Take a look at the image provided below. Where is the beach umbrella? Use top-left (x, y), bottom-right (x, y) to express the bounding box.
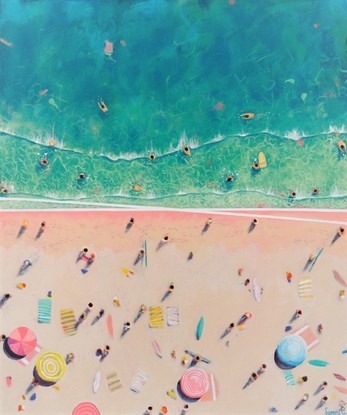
top-left (72, 402), bottom-right (101, 415)
top-left (34, 351), bottom-right (66, 385)
top-left (180, 368), bottom-right (210, 399)
top-left (275, 334), bottom-right (308, 369)
top-left (6, 326), bottom-right (37, 358)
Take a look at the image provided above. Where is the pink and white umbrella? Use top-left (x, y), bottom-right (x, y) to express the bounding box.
top-left (180, 368), bottom-right (209, 399)
top-left (7, 327), bottom-right (37, 357)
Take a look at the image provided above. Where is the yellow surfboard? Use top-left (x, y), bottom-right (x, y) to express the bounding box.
top-left (258, 152), bottom-right (267, 168)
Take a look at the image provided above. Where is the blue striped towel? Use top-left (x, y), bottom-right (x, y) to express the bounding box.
top-left (38, 299), bottom-right (52, 323)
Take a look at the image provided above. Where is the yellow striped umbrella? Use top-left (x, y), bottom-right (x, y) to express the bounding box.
top-left (35, 351), bottom-right (66, 383)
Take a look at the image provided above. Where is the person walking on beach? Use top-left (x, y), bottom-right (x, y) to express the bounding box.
top-left (134, 304), bottom-right (147, 323)
top-left (316, 396), bottom-right (328, 410)
top-left (125, 217), bottom-right (135, 232)
top-left (238, 312), bottom-right (252, 326)
top-left (257, 364), bottom-right (267, 375)
top-left (189, 354), bottom-right (201, 367)
top-left (187, 251), bottom-right (193, 261)
top-left (201, 218), bottom-right (213, 234)
top-left (91, 309), bottom-right (105, 325)
top-left (17, 219), bottom-right (29, 239)
top-left (331, 226), bottom-right (345, 245)
top-left (161, 284), bottom-right (175, 302)
top-left (0, 293), bottom-right (11, 308)
top-left (76, 247), bottom-right (88, 263)
top-left (180, 404), bottom-right (189, 415)
top-left (243, 372), bottom-right (258, 389)
top-left (290, 309), bottom-right (302, 322)
top-left (314, 381), bottom-right (327, 395)
top-left (121, 322), bottom-right (131, 337)
top-left (304, 253), bottom-right (316, 271)
top-left (220, 322), bottom-right (235, 339)
top-left (134, 249), bottom-right (145, 266)
top-left (35, 221), bottom-right (46, 240)
top-left (248, 218), bottom-right (258, 233)
top-left (156, 234), bottom-right (170, 251)
top-left (18, 259), bottom-right (32, 276)
top-left (295, 393), bottom-right (309, 410)
top-left (65, 353), bottom-right (75, 365)
top-left (143, 406), bottom-right (153, 415)
top-left (100, 345), bottom-right (110, 362)
top-left (75, 303), bottom-right (93, 328)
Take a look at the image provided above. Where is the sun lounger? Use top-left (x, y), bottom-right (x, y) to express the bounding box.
top-left (130, 370), bottom-right (149, 393)
top-left (106, 371), bottom-right (122, 392)
top-left (60, 308), bottom-right (77, 336)
top-left (38, 299), bottom-right (52, 323)
top-left (149, 306), bottom-right (164, 328)
top-left (294, 325), bottom-right (319, 351)
top-left (166, 306), bottom-right (179, 327)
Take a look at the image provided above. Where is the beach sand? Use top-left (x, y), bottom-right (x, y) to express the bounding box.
top-left (0, 209), bottom-right (346, 415)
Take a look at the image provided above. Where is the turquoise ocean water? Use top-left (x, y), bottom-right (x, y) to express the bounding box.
top-left (0, 0), bottom-right (346, 209)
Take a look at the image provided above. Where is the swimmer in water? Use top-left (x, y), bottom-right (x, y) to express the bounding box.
top-left (148, 153), bottom-right (156, 161)
top-left (240, 112), bottom-right (256, 120)
top-left (40, 154), bottom-right (49, 166)
top-left (77, 172), bottom-right (87, 180)
top-left (182, 146), bottom-right (191, 156)
top-left (225, 175), bottom-right (234, 182)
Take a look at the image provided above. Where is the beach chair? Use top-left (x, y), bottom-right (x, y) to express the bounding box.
top-left (298, 277), bottom-right (313, 298)
top-left (106, 371), bottom-right (122, 392)
top-left (166, 306), bottom-right (179, 327)
top-left (60, 308), bottom-right (77, 336)
top-left (149, 306), bottom-right (164, 328)
top-left (38, 299), bottom-right (52, 323)
top-left (294, 325), bottom-right (319, 351)
top-left (130, 370), bottom-right (149, 393)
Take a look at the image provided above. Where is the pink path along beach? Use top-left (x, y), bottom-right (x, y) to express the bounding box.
top-left (0, 209), bottom-right (346, 415)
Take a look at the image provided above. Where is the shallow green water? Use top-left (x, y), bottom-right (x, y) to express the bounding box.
top-left (0, 0), bottom-right (346, 208)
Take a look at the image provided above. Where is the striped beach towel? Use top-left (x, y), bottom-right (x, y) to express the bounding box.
top-left (38, 299), bottom-right (52, 323)
top-left (106, 372), bottom-right (122, 392)
top-left (166, 306), bottom-right (179, 327)
top-left (149, 305), bottom-right (164, 328)
top-left (283, 370), bottom-right (296, 386)
top-left (130, 370), bottom-right (149, 393)
top-left (60, 308), bottom-right (77, 336)
top-left (298, 277), bottom-right (313, 298)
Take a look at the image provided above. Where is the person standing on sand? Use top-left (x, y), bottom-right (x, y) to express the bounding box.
top-left (134, 304), bottom-right (147, 323)
top-left (180, 404), bottom-right (189, 414)
top-left (100, 345), bottom-right (110, 362)
top-left (125, 217), bottom-right (135, 232)
top-left (156, 234), bottom-right (170, 250)
top-left (143, 406), bottom-right (153, 415)
top-left (76, 247), bottom-right (88, 262)
top-left (0, 293), bottom-right (12, 308)
top-left (295, 393), bottom-right (309, 410)
top-left (35, 221), bottom-right (46, 240)
top-left (220, 322), bottom-right (235, 339)
top-left (248, 218), bottom-right (258, 233)
top-left (121, 322), bottom-right (131, 337)
top-left (161, 284), bottom-right (175, 302)
top-left (134, 249), bottom-right (145, 266)
top-left (201, 218), bottom-right (213, 234)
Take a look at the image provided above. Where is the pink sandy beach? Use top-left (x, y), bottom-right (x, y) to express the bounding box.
top-left (0, 209), bottom-right (346, 415)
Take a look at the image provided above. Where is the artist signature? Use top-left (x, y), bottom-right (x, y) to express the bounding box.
top-left (325, 407), bottom-right (346, 415)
